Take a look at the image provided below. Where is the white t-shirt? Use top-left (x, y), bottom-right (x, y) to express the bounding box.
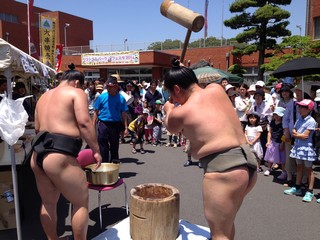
top-left (245, 125), bottom-right (263, 138)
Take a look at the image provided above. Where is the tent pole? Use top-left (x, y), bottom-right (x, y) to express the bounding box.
top-left (5, 68), bottom-right (22, 240)
top-left (10, 147), bottom-right (22, 240)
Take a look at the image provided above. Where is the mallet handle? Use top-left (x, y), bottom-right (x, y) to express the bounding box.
top-left (180, 29), bottom-right (192, 64)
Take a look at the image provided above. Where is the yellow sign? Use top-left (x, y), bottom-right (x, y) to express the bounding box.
top-left (81, 51), bottom-right (140, 66)
top-left (40, 16), bottom-right (56, 67)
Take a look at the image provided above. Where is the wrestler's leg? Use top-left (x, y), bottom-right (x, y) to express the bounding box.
top-left (42, 154), bottom-right (89, 240)
top-left (31, 154), bottom-right (61, 240)
top-left (202, 166), bottom-right (256, 240)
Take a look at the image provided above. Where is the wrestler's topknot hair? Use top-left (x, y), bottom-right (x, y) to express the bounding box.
top-left (171, 57), bottom-right (180, 68)
top-left (60, 63), bottom-right (84, 85)
top-left (164, 57), bottom-right (198, 91)
top-left (68, 63), bottom-right (75, 71)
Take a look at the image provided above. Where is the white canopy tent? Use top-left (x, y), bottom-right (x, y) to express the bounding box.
top-left (0, 38), bottom-right (56, 240)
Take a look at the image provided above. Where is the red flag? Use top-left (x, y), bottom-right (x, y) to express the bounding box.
top-left (204, 0), bottom-right (209, 39)
top-left (55, 44), bottom-right (63, 72)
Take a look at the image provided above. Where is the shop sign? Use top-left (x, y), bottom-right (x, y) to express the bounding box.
top-left (81, 51), bottom-right (139, 66)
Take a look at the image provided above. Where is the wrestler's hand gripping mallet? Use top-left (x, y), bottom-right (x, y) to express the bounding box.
top-left (160, 0), bottom-right (205, 63)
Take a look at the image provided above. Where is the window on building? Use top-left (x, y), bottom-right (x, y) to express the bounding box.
top-left (314, 17), bottom-right (320, 40)
top-left (121, 68), bottom-right (139, 75)
top-left (140, 68), bottom-right (152, 74)
top-left (84, 71), bottom-right (100, 81)
top-left (0, 13), bottom-right (18, 23)
top-left (103, 68), bottom-right (153, 83)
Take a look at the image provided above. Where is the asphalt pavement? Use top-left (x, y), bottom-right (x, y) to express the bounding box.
top-left (1, 135), bottom-right (320, 239)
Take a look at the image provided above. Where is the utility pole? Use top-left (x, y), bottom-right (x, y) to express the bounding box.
top-left (221, 0), bottom-right (224, 46)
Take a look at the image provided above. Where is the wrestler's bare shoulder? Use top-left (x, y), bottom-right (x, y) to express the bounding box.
top-left (205, 83), bottom-right (225, 94)
top-left (39, 86), bottom-right (85, 103)
top-left (35, 86), bottom-right (86, 136)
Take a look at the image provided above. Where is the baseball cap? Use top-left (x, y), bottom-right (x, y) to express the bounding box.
top-left (248, 84), bottom-right (256, 92)
top-left (255, 80), bottom-right (265, 87)
top-left (275, 83), bottom-right (282, 90)
top-left (225, 84), bottom-right (235, 92)
top-left (254, 89), bottom-right (265, 98)
top-left (314, 89), bottom-right (320, 102)
top-left (296, 99), bottom-right (314, 111)
top-left (143, 109), bottom-right (149, 114)
top-left (273, 107), bottom-right (286, 117)
top-left (155, 100), bottom-right (163, 105)
top-left (106, 76), bottom-right (118, 86)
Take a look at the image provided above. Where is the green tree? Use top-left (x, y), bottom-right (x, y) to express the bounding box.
top-left (228, 64), bottom-right (247, 76)
top-left (262, 35), bottom-right (320, 83)
top-left (224, 0), bottom-right (292, 80)
top-left (147, 39), bottom-right (182, 50)
top-left (147, 36), bottom-right (240, 50)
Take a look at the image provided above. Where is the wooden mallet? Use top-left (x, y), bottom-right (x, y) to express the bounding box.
top-left (160, 0), bottom-right (205, 63)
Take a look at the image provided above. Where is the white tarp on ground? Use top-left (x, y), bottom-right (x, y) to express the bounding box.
top-left (92, 217), bottom-right (211, 240)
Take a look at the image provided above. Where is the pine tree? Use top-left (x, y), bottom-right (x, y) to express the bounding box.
top-left (224, 0), bottom-right (292, 80)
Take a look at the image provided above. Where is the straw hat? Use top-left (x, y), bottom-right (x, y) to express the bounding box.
top-left (96, 84), bottom-right (104, 90)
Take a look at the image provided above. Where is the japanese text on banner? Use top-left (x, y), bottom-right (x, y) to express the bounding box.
top-left (81, 51), bottom-right (140, 66)
top-left (41, 16), bottom-right (56, 68)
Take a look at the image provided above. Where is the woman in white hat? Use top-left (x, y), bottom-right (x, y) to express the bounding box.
top-left (235, 83), bottom-right (251, 131)
top-left (312, 88), bottom-right (320, 112)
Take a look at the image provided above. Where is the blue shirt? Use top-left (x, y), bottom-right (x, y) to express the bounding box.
top-left (294, 114), bottom-right (317, 147)
top-left (93, 92), bottom-right (128, 121)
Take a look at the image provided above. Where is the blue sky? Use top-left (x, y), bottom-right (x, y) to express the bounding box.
top-left (19, 0), bottom-right (306, 46)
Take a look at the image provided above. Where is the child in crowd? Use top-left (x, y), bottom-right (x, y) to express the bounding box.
top-left (128, 109), bottom-right (149, 154)
top-left (245, 112), bottom-right (264, 172)
top-left (151, 100), bottom-right (163, 146)
top-left (144, 102), bottom-right (153, 144)
top-left (166, 132), bottom-right (178, 147)
top-left (284, 99), bottom-right (317, 203)
top-left (264, 107), bottom-right (286, 177)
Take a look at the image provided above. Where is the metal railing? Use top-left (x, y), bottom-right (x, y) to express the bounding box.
top-left (63, 38), bottom-right (238, 55)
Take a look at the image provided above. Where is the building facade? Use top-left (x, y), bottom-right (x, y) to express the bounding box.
top-left (1, 0), bottom-right (317, 83)
top-left (0, 0), bottom-right (93, 56)
top-left (306, 0), bottom-right (320, 40)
